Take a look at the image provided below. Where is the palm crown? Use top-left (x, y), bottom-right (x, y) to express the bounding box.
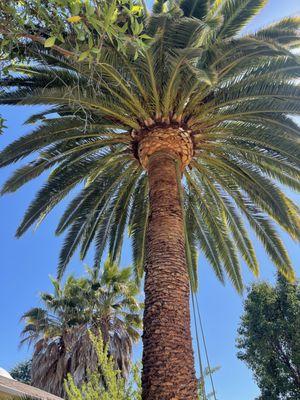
top-left (0, 0), bottom-right (299, 292)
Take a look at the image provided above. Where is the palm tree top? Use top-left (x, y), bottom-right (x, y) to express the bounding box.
top-left (21, 260), bottom-right (142, 346)
top-left (0, 0), bottom-right (299, 291)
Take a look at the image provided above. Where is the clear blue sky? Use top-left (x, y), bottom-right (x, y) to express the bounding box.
top-left (0, 1), bottom-right (299, 399)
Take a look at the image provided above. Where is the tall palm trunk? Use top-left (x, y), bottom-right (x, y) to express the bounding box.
top-left (142, 150), bottom-right (198, 400)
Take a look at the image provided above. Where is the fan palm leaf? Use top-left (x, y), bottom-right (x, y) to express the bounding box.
top-left (20, 261), bottom-right (142, 397)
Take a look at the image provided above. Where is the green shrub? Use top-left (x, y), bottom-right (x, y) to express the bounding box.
top-left (65, 331), bottom-right (141, 400)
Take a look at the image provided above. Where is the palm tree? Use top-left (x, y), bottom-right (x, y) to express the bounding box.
top-left (21, 261), bottom-right (142, 397)
top-left (1, 1), bottom-right (300, 399)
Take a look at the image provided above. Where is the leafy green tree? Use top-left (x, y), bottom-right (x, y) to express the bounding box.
top-left (0, 1), bottom-right (300, 399)
top-left (0, 0), bottom-right (148, 63)
top-left (237, 275), bottom-right (300, 399)
top-left (10, 360), bottom-right (32, 384)
top-left (21, 260), bottom-right (142, 397)
top-left (65, 331), bottom-right (141, 400)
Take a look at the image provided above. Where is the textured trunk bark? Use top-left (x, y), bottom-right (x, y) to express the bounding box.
top-left (142, 150), bottom-right (198, 400)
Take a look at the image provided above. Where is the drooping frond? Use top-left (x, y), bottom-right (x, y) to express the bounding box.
top-left (256, 16), bottom-right (300, 49)
top-left (128, 174), bottom-right (149, 282)
top-left (153, 0), bottom-right (166, 13)
top-left (216, 0), bottom-right (268, 38)
top-left (0, 0), bottom-right (299, 289)
top-left (180, 0), bottom-right (211, 20)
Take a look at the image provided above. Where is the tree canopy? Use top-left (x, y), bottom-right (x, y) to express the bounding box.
top-left (0, 1), bottom-right (299, 292)
top-left (237, 275), bottom-right (300, 399)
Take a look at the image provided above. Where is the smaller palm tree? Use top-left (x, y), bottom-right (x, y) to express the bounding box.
top-left (20, 260), bottom-right (142, 397)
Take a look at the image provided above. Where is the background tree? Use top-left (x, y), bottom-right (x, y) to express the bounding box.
top-left (21, 260), bottom-right (142, 397)
top-left (10, 360), bottom-right (32, 385)
top-left (237, 275), bottom-right (300, 400)
top-left (0, 1), bottom-right (300, 399)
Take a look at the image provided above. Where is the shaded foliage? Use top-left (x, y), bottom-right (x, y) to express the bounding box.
top-left (10, 360), bottom-right (32, 385)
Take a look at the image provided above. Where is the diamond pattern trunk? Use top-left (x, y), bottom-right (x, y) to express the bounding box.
top-left (141, 144), bottom-right (198, 400)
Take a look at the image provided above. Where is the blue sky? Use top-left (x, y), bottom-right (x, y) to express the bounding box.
top-left (0, 1), bottom-right (299, 399)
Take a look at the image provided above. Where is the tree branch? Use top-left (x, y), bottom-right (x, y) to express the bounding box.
top-left (0, 29), bottom-right (75, 58)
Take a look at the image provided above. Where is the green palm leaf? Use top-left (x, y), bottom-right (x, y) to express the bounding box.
top-left (0, 0), bottom-right (299, 292)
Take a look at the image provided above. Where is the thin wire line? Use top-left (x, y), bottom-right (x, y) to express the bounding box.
top-left (191, 290), bottom-right (207, 400)
top-left (173, 158), bottom-right (211, 399)
top-left (196, 294), bottom-right (217, 400)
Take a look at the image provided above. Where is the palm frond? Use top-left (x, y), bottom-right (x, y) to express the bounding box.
top-left (217, 0), bottom-right (268, 38)
top-left (0, 1), bottom-right (299, 288)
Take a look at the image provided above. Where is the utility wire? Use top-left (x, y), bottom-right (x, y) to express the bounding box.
top-left (191, 290), bottom-right (207, 400)
top-left (174, 158), bottom-right (216, 399)
top-left (196, 294), bottom-right (217, 400)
